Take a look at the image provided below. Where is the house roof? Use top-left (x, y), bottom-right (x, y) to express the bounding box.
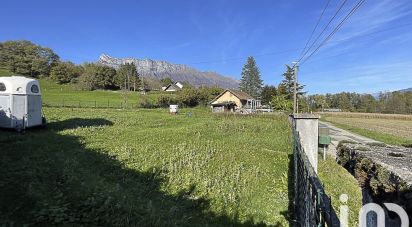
top-left (209, 89), bottom-right (255, 104)
top-left (163, 83), bottom-right (180, 91)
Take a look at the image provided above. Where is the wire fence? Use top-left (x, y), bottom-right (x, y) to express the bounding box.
top-left (42, 99), bottom-right (157, 109)
top-left (292, 129), bottom-right (340, 227)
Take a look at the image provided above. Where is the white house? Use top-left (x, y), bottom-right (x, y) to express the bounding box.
top-left (162, 82), bottom-right (184, 92)
top-left (0, 76), bottom-right (44, 130)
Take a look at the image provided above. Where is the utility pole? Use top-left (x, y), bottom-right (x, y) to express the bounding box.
top-left (292, 62), bottom-right (299, 114)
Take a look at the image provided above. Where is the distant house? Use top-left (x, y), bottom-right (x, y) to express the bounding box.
top-left (162, 82), bottom-right (183, 92)
top-left (209, 89), bottom-right (261, 113)
top-left (175, 82), bottom-right (183, 89)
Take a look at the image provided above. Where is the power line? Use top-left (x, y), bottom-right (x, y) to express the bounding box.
top-left (298, 0), bottom-right (349, 62)
top-left (301, 0), bottom-right (366, 65)
top-left (329, 21), bottom-right (412, 44)
top-left (186, 17), bottom-right (409, 67)
top-left (187, 48), bottom-right (302, 65)
top-left (299, 0), bottom-right (332, 59)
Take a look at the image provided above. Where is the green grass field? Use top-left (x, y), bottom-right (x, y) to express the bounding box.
top-left (40, 79), bottom-right (167, 108)
top-left (0, 107), bottom-right (362, 226)
top-left (1, 107), bottom-right (293, 226)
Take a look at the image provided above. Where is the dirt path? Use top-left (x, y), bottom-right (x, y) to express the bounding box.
top-left (319, 121), bottom-right (384, 157)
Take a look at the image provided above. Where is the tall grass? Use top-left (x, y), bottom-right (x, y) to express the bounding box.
top-left (0, 107), bottom-right (292, 226)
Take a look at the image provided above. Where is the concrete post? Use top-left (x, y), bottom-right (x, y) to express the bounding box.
top-left (292, 113), bottom-right (319, 173)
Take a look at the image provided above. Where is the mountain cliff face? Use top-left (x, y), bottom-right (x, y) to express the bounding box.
top-left (98, 54), bottom-right (239, 88)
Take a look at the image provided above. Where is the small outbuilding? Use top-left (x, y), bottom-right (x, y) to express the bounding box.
top-left (0, 76), bottom-right (44, 130)
top-left (209, 89), bottom-right (261, 113)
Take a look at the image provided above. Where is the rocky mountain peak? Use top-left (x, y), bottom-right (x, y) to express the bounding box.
top-left (98, 54), bottom-right (239, 89)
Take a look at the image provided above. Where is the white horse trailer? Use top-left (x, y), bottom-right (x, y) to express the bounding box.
top-left (0, 76), bottom-right (44, 130)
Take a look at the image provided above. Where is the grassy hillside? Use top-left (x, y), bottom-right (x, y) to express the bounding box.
top-left (0, 70), bottom-right (170, 107)
top-left (40, 79), bottom-right (167, 108)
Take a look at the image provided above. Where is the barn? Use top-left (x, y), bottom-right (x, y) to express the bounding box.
top-left (0, 76), bottom-right (44, 130)
top-left (209, 89), bottom-right (261, 113)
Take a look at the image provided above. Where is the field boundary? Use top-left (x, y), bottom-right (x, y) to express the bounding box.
top-left (317, 112), bottom-right (412, 120)
top-left (292, 129), bottom-right (340, 226)
top-left (43, 100), bottom-right (146, 109)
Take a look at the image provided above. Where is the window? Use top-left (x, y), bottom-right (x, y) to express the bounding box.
top-left (31, 85), bottom-right (39, 93)
top-left (0, 83), bottom-right (5, 92)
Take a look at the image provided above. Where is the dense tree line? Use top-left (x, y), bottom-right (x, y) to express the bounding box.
top-left (306, 91), bottom-right (412, 114)
top-left (0, 40), bottom-right (59, 77)
top-left (0, 40), bottom-right (143, 91)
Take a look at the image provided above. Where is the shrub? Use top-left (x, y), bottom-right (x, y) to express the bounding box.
top-left (139, 97), bottom-right (158, 108)
top-left (157, 95), bottom-right (177, 107)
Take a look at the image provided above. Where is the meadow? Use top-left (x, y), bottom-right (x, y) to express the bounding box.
top-left (40, 79), bottom-right (166, 108)
top-left (1, 107), bottom-right (292, 226)
top-left (0, 107), bottom-right (362, 226)
top-left (320, 112), bottom-right (412, 146)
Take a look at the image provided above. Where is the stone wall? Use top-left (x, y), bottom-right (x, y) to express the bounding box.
top-left (337, 142), bottom-right (412, 215)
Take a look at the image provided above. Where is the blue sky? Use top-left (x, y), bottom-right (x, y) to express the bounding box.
top-left (1, 0), bottom-right (412, 94)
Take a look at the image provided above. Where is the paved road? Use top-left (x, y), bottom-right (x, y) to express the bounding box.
top-left (319, 121), bottom-right (384, 157)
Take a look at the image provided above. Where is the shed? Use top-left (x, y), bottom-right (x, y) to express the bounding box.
top-left (0, 76), bottom-right (44, 130)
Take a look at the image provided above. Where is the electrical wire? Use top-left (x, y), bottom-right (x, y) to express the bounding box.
top-left (298, 0), bottom-right (349, 62)
top-left (298, 0), bottom-right (332, 59)
top-left (300, 0), bottom-right (366, 65)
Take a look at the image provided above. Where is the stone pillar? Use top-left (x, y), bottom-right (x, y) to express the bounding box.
top-left (292, 114), bottom-right (319, 172)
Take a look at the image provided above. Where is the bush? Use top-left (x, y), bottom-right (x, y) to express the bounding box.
top-left (177, 88), bottom-right (200, 107)
top-left (157, 95), bottom-right (177, 107)
top-left (139, 97), bottom-right (158, 108)
top-left (50, 62), bottom-right (82, 84)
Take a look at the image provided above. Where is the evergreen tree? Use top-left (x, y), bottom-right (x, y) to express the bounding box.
top-left (239, 56), bottom-right (263, 98)
top-left (278, 65), bottom-right (305, 100)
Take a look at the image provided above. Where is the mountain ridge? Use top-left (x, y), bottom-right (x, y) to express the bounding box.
top-left (98, 54), bottom-right (239, 89)
top-left (398, 87), bottom-right (412, 93)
